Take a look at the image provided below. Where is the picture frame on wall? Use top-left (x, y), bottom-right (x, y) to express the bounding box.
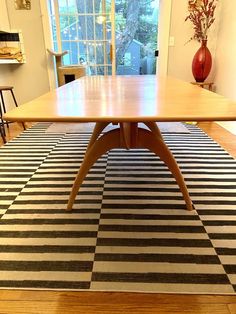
top-left (15, 0), bottom-right (31, 10)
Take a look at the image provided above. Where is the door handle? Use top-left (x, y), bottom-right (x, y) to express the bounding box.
top-left (110, 44), bottom-right (113, 63)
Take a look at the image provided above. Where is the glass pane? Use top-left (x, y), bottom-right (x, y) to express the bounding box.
top-left (106, 42), bottom-right (111, 64)
top-left (116, 0), bottom-right (159, 75)
top-left (70, 42), bottom-right (78, 64)
top-left (69, 16), bottom-right (78, 40)
top-left (107, 65), bottom-right (112, 75)
top-left (97, 66), bottom-right (105, 75)
top-left (61, 41), bottom-right (71, 64)
top-left (53, 41), bottom-right (58, 51)
top-left (88, 66), bottom-right (97, 76)
top-left (96, 43), bottom-right (104, 65)
top-left (60, 15), bottom-right (69, 40)
top-left (63, 54), bottom-right (71, 65)
top-left (85, 0), bottom-right (93, 14)
top-left (67, 0), bottom-right (77, 13)
top-left (78, 15), bottom-right (86, 40)
top-left (106, 21), bottom-right (112, 39)
top-left (58, 0), bottom-right (67, 13)
top-left (76, 0), bottom-right (86, 13)
top-left (86, 15), bottom-right (95, 40)
top-left (87, 43), bottom-right (95, 65)
top-left (51, 16), bottom-right (57, 41)
top-left (78, 42), bottom-right (87, 62)
top-left (61, 41), bottom-right (70, 51)
top-left (95, 21), bottom-right (104, 40)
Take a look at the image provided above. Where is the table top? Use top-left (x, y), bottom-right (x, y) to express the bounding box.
top-left (4, 75), bottom-right (236, 123)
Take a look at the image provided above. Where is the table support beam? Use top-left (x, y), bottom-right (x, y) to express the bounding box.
top-left (66, 122), bottom-right (193, 211)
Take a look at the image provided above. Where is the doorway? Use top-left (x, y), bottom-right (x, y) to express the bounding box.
top-left (42, 0), bottom-right (171, 86)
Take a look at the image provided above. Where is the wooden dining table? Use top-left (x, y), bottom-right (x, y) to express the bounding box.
top-left (4, 75), bottom-right (236, 211)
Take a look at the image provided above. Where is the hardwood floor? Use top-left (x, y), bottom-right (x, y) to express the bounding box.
top-left (0, 121), bottom-right (236, 314)
top-left (0, 122), bottom-right (31, 146)
top-left (0, 291), bottom-right (236, 314)
top-left (198, 121), bottom-right (236, 159)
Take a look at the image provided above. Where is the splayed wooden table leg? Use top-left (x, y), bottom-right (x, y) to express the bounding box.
top-left (66, 122), bottom-right (193, 211)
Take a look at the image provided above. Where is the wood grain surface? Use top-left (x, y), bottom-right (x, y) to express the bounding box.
top-left (3, 76), bottom-right (236, 123)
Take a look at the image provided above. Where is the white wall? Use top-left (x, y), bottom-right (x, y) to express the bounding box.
top-left (214, 1), bottom-right (236, 101)
top-left (213, 1), bottom-right (236, 131)
top-left (0, 0), bottom-right (50, 109)
top-left (0, 0), bottom-right (10, 31)
top-left (168, 0), bottom-right (219, 83)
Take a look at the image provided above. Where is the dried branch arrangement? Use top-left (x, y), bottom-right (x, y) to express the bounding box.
top-left (185, 0), bottom-right (218, 42)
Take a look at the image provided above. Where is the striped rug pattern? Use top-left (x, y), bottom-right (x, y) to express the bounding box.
top-left (0, 123), bottom-right (236, 293)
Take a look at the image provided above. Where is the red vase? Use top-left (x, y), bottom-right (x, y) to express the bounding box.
top-left (192, 40), bottom-right (212, 82)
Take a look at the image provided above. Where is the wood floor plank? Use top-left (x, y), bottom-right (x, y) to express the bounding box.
top-left (228, 304), bottom-right (236, 314)
top-left (197, 122), bottom-right (236, 159)
top-left (0, 122), bottom-right (31, 146)
top-left (0, 300), bottom-right (232, 314)
top-left (1, 291), bottom-right (236, 304)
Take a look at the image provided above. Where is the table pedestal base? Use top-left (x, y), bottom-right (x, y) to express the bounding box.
top-left (66, 122), bottom-right (193, 211)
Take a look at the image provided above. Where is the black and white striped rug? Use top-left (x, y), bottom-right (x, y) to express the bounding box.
top-left (0, 123), bottom-right (236, 294)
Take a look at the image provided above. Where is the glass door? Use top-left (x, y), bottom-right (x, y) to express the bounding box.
top-left (48, 0), bottom-right (113, 75)
top-left (115, 0), bottom-right (160, 75)
top-left (48, 0), bottom-right (159, 76)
